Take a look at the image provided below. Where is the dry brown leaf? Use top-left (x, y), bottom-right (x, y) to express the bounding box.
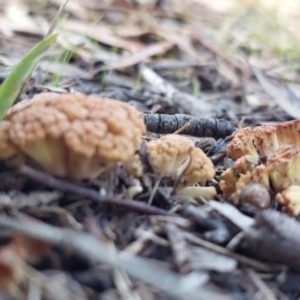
top-left (94, 42), bottom-right (173, 72)
top-left (115, 25), bottom-right (151, 38)
top-left (39, 60), bottom-right (91, 78)
top-left (253, 67), bottom-right (300, 119)
top-left (57, 32), bottom-right (122, 64)
top-left (192, 31), bottom-right (251, 77)
top-left (61, 20), bottom-right (143, 52)
top-left (154, 27), bottom-right (208, 64)
top-left (4, 0), bottom-right (48, 35)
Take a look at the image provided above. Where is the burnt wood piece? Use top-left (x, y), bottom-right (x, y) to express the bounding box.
top-left (144, 113), bottom-right (236, 139)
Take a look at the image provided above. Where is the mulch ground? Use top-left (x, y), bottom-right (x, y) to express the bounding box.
top-left (0, 0), bottom-right (300, 299)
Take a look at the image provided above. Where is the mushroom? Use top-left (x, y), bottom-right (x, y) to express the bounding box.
top-left (174, 186), bottom-right (217, 203)
top-left (176, 147), bottom-right (215, 187)
top-left (253, 125), bottom-right (278, 157)
top-left (276, 185), bottom-right (300, 216)
top-left (234, 155), bottom-right (257, 174)
top-left (251, 164), bottom-right (270, 189)
top-left (231, 172), bottom-right (252, 205)
top-left (220, 163), bottom-right (271, 203)
top-left (220, 168), bottom-right (239, 186)
top-left (147, 134), bottom-right (216, 202)
top-left (122, 154), bottom-right (143, 178)
top-left (0, 92), bottom-right (146, 180)
top-left (276, 120), bottom-right (300, 147)
top-left (226, 128), bottom-right (259, 162)
top-left (221, 121), bottom-right (300, 208)
top-left (146, 134), bottom-right (194, 177)
top-left (219, 180), bottom-right (236, 198)
top-left (266, 144), bottom-right (300, 192)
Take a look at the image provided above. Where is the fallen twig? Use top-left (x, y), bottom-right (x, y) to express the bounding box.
top-left (144, 113), bottom-right (236, 139)
top-left (20, 165), bottom-right (173, 216)
top-left (184, 232), bottom-right (272, 272)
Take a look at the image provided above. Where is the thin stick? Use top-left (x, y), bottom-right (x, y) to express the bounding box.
top-left (173, 118), bottom-right (193, 135)
top-left (20, 165), bottom-right (174, 216)
top-left (246, 269), bottom-right (277, 300)
top-left (184, 232), bottom-right (273, 272)
top-left (148, 175), bottom-right (163, 205)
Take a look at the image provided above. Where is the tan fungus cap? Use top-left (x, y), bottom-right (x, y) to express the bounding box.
top-left (0, 92), bottom-right (145, 180)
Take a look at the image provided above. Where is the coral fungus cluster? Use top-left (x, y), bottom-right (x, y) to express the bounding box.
top-left (147, 134), bottom-right (216, 202)
top-left (221, 120), bottom-right (300, 215)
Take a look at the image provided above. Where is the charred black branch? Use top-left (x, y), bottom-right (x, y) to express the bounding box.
top-left (144, 113), bottom-right (236, 139)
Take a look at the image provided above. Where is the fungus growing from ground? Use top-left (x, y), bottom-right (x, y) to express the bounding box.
top-left (276, 120), bottom-right (300, 146)
top-left (266, 144), bottom-right (300, 192)
top-left (146, 134), bottom-right (194, 177)
top-left (226, 128), bottom-right (259, 162)
top-left (276, 185), bottom-right (300, 216)
top-left (122, 154), bottom-right (143, 178)
top-left (0, 92), bottom-right (146, 180)
top-left (219, 180), bottom-right (235, 198)
top-left (253, 126), bottom-right (279, 157)
top-left (147, 134), bottom-right (216, 202)
top-left (221, 121), bottom-right (300, 212)
top-left (220, 168), bottom-right (239, 186)
top-left (251, 164), bottom-right (270, 189)
top-left (176, 147), bottom-right (215, 187)
top-left (230, 172), bottom-right (252, 205)
top-left (175, 186), bottom-right (217, 203)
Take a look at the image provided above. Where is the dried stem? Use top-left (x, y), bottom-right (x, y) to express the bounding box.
top-left (144, 113), bottom-right (235, 139)
top-left (20, 165), bottom-right (174, 216)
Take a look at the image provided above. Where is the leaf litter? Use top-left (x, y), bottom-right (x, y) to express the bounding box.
top-left (1, 0), bottom-right (300, 299)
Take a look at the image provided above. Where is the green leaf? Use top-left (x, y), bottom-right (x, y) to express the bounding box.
top-left (0, 33), bottom-right (58, 120)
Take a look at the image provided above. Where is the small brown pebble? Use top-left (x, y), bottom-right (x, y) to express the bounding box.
top-left (239, 182), bottom-right (270, 209)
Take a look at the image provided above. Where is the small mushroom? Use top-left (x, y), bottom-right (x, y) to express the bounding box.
top-left (276, 120), bottom-right (300, 146)
top-left (0, 93), bottom-right (146, 180)
top-left (231, 172), bottom-right (252, 205)
top-left (251, 164), bottom-right (270, 189)
top-left (226, 128), bottom-right (259, 162)
top-left (122, 154), bottom-right (143, 178)
top-left (175, 186), bottom-right (217, 203)
top-left (266, 145), bottom-right (300, 192)
top-left (146, 134), bottom-right (194, 177)
top-left (234, 155), bottom-right (257, 174)
top-left (147, 134), bottom-right (216, 202)
top-left (176, 147), bottom-right (215, 187)
top-left (276, 185), bottom-right (300, 216)
top-left (220, 168), bottom-right (239, 186)
top-left (219, 180), bottom-right (236, 198)
top-left (253, 125), bottom-right (278, 157)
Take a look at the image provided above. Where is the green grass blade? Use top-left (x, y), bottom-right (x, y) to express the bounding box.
top-left (0, 33), bottom-right (58, 120)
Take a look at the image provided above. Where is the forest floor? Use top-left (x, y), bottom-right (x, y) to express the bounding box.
top-left (0, 0), bottom-right (300, 299)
